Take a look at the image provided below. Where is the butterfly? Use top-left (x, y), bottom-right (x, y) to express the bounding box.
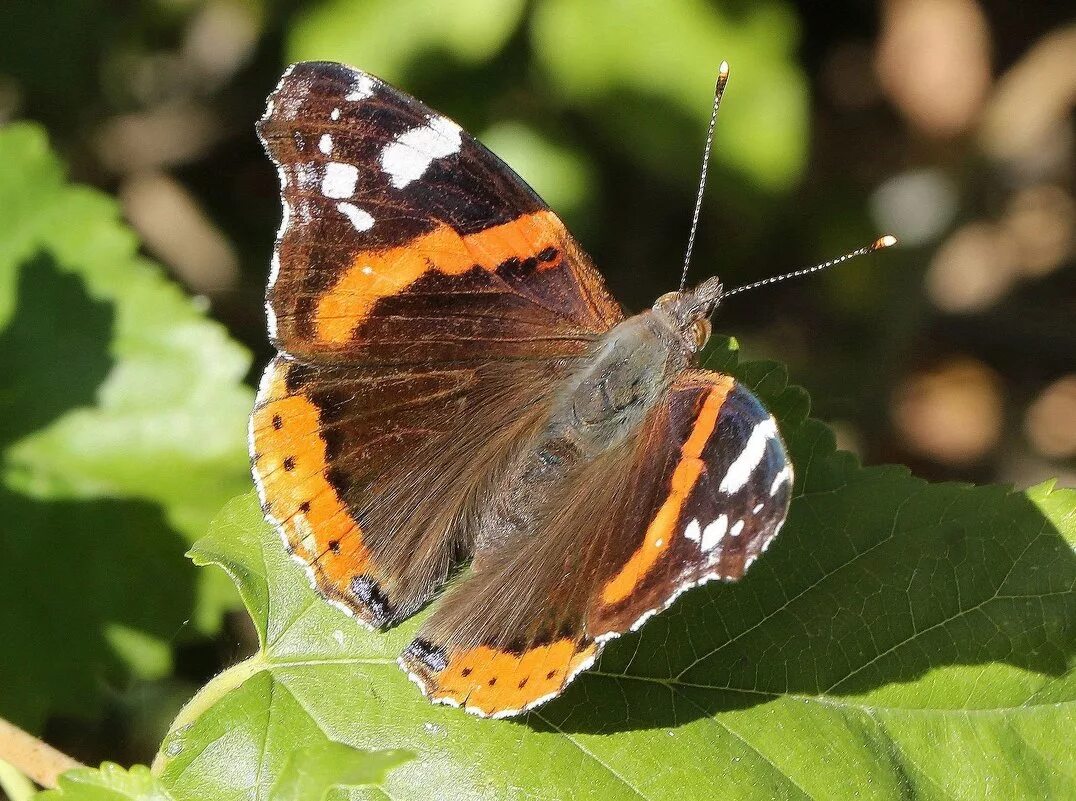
top-left (250, 61), bottom-right (878, 719)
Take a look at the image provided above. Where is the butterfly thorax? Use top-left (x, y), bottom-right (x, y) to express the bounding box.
top-left (547, 308), bottom-right (696, 457)
top-left (475, 288), bottom-right (716, 550)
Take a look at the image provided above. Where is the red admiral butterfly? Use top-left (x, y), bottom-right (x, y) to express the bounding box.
top-left (251, 61), bottom-right (892, 717)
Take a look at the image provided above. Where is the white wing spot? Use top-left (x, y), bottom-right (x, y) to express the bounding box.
top-left (336, 201), bottom-right (374, 231)
top-left (381, 116), bottom-right (462, 189)
top-left (770, 464), bottom-right (793, 496)
top-left (346, 74), bottom-right (375, 101)
top-left (318, 133), bottom-right (333, 155)
top-left (321, 162), bottom-right (358, 199)
top-left (293, 512), bottom-right (316, 555)
top-left (719, 417), bottom-right (778, 494)
top-left (730, 519), bottom-right (745, 538)
top-left (683, 519), bottom-right (701, 542)
top-left (654, 538), bottom-right (664, 548)
top-left (331, 107), bottom-right (341, 121)
top-left (701, 515), bottom-right (728, 552)
top-left (753, 502), bottom-right (764, 514)
top-left (265, 300), bottom-right (277, 338)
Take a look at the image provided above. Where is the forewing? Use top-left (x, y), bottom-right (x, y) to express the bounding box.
top-left (258, 61), bottom-right (622, 364)
top-left (250, 356), bottom-right (564, 628)
top-left (399, 370), bottom-right (792, 716)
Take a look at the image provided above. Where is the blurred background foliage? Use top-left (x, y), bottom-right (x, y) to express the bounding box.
top-left (0, 0), bottom-right (1073, 775)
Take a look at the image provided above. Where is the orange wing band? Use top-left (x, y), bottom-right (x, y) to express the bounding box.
top-left (599, 376), bottom-right (734, 605)
top-left (405, 638), bottom-right (598, 718)
top-left (315, 210), bottom-right (566, 343)
top-left (251, 361), bottom-right (372, 601)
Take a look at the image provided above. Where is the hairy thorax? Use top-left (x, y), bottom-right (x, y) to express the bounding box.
top-left (475, 309), bottom-right (694, 550)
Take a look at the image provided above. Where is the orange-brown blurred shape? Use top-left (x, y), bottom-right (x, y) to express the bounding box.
top-left (1002, 185), bottom-right (1075, 278)
top-left (1026, 376), bottom-right (1076, 460)
top-left (120, 172), bottom-right (239, 296)
top-left (926, 221), bottom-right (1019, 313)
top-left (876, 0), bottom-right (992, 138)
top-left (926, 185), bottom-right (1075, 313)
top-left (979, 25), bottom-right (1076, 172)
top-left (891, 358), bottom-right (1004, 465)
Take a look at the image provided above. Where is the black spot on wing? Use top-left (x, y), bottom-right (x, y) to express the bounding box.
top-left (404, 638), bottom-right (448, 673)
top-left (348, 574), bottom-right (394, 625)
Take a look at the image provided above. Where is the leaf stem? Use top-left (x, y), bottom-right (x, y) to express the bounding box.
top-left (0, 759), bottom-right (37, 801)
top-left (0, 717), bottom-right (83, 790)
top-left (151, 655), bottom-right (266, 773)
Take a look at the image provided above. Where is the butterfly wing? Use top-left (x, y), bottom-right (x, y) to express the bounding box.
top-left (251, 356), bottom-right (567, 627)
top-left (400, 370), bottom-right (792, 716)
top-left (588, 370), bottom-right (792, 635)
top-left (253, 62), bottom-right (624, 626)
top-left (258, 61), bottom-right (622, 364)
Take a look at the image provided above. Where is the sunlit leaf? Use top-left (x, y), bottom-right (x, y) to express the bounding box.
top-left (270, 742), bottom-right (412, 801)
top-left (36, 763), bottom-right (172, 801)
top-left (0, 124), bottom-right (253, 729)
top-left (289, 0), bottom-right (526, 80)
top-left (532, 0), bottom-right (809, 190)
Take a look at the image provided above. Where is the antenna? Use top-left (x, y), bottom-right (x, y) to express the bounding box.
top-left (723, 235), bottom-right (897, 298)
top-left (680, 62), bottom-right (730, 292)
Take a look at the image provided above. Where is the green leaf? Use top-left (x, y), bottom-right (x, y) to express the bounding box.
top-left (270, 743), bottom-right (412, 801)
top-left (289, 0), bottom-right (527, 80)
top-left (0, 123), bottom-right (253, 728)
top-left (154, 346), bottom-right (1074, 799)
top-left (35, 763), bottom-right (172, 801)
top-left (532, 0), bottom-right (809, 190)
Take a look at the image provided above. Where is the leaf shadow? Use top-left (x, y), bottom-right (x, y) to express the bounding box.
top-left (0, 252), bottom-right (197, 729)
top-left (529, 358), bottom-right (1075, 734)
top-left (0, 251), bottom-right (115, 446)
top-left (535, 468), bottom-right (1074, 735)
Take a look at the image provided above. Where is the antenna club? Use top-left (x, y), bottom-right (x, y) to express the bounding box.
top-left (724, 234), bottom-right (897, 297)
top-left (718, 61), bottom-right (730, 79)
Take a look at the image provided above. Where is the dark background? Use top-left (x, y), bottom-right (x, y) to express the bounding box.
top-left (1, 0), bottom-right (1072, 771)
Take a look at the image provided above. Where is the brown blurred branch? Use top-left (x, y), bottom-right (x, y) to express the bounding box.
top-left (0, 716), bottom-right (83, 789)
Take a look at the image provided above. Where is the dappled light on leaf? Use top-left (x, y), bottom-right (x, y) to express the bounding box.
top-left (0, 124), bottom-right (252, 730)
top-left (36, 763), bottom-right (172, 801)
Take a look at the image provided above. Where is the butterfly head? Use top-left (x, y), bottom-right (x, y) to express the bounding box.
top-left (652, 275), bottom-right (724, 353)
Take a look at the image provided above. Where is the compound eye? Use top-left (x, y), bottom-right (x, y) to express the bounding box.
top-left (690, 319), bottom-right (711, 350)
